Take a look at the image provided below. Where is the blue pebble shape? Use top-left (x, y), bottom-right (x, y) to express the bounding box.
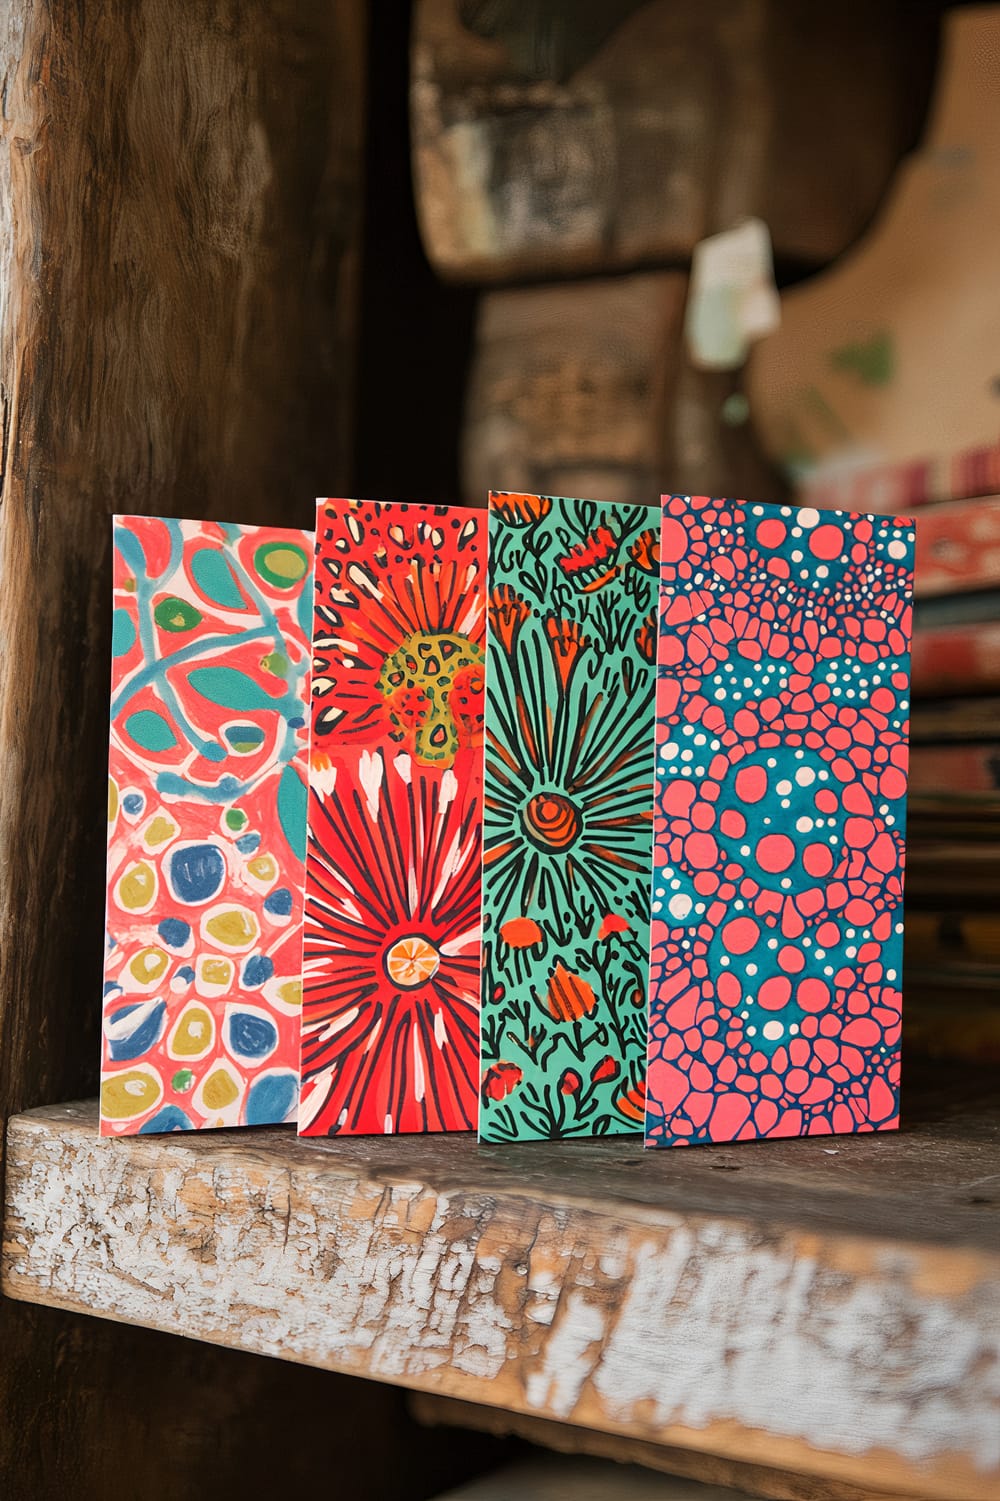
top-left (122, 793), bottom-right (145, 815)
top-left (242, 954), bottom-right (274, 988)
top-left (245, 1072), bottom-right (297, 1126)
top-left (235, 833), bottom-right (261, 854)
top-left (139, 1105), bottom-right (194, 1134)
top-left (227, 1010), bottom-right (278, 1061)
top-left (168, 843), bottom-right (226, 904)
top-left (264, 886), bottom-right (293, 917)
top-left (175, 965), bottom-right (195, 983)
top-left (108, 999), bottom-right (167, 1062)
top-left (158, 917), bottom-right (192, 949)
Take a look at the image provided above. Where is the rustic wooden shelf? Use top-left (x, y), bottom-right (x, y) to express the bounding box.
top-left (4, 1062), bottom-right (999, 1501)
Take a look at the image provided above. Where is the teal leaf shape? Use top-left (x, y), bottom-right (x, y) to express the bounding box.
top-left (277, 763), bottom-right (307, 862)
top-left (112, 608), bottom-right (136, 657)
top-left (190, 547), bottom-right (248, 609)
top-left (125, 709), bottom-right (177, 752)
top-left (188, 666), bottom-right (279, 712)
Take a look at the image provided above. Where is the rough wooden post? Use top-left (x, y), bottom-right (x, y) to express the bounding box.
top-left (0, 2), bottom-right (371, 1493)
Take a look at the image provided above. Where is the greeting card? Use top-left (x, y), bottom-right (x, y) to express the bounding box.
top-left (299, 500), bottom-right (486, 1136)
top-left (479, 492), bottom-right (657, 1142)
top-left (646, 496), bottom-right (914, 1146)
top-left (102, 517), bottom-right (312, 1134)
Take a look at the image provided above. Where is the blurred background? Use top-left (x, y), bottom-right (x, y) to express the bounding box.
top-left (358, 0), bottom-right (999, 1063)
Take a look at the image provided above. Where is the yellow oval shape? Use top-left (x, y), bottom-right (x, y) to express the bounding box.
top-left (117, 862), bottom-right (156, 912)
top-left (199, 957), bottom-right (233, 988)
top-left (247, 854), bottom-right (277, 883)
top-left (108, 778), bottom-right (119, 825)
top-left (277, 979), bottom-right (302, 1009)
top-left (101, 1070), bottom-right (161, 1120)
top-left (171, 1005), bottom-right (214, 1057)
top-left (202, 1067), bottom-right (240, 1111)
top-left (205, 908), bottom-right (258, 949)
top-left (264, 546), bottom-right (307, 581)
top-left (129, 946), bottom-right (168, 984)
top-left (144, 815), bottom-right (177, 848)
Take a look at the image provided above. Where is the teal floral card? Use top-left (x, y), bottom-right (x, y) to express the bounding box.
top-left (479, 492), bottom-right (658, 1141)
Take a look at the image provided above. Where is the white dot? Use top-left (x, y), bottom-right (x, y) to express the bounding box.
top-left (668, 893), bottom-right (693, 921)
top-left (763, 1020), bottom-right (784, 1041)
top-left (888, 539), bottom-right (907, 560)
top-left (798, 508), bottom-right (820, 528)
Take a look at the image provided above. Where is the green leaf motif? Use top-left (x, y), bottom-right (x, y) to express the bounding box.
top-left (188, 667), bottom-right (279, 712)
top-left (277, 763), bottom-right (307, 862)
top-left (154, 596), bottom-right (203, 632)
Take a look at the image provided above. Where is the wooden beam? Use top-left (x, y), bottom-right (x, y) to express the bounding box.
top-left (0, 1), bottom-right (367, 1493)
top-left (5, 1066), bottom-right (999, 1501)
top-left (411, 0), bottom-right (937, 283)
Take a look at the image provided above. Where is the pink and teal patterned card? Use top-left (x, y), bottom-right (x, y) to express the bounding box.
top-left (646, 496), bottom-right (914, 1147)
top-left (101, 517), bottom-right (312, 1134)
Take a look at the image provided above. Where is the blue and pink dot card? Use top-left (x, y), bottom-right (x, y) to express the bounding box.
top-left (646, 496), bottom-right (914, 1147)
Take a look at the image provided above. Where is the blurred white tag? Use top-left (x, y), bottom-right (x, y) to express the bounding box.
top-left (685, 218), bottom-right (781, 370)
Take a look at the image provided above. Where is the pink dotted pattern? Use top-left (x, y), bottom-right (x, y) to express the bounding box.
top-left (646, 496), bottom-right (915, 1147)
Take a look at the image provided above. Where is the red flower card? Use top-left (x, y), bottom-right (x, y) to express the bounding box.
top-left (300, 499), bottom-right (487, 1135)
top-left (646, 496), bottom-right (914, 1146)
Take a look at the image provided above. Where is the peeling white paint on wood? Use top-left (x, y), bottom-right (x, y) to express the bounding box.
top-left (3, 1100), bottom-right (999, 1501)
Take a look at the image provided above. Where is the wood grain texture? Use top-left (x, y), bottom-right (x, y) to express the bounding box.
top-left (0, 2), bottom-right (365, 1495)
top-left (5, 1065), bottom-right (999, 1501)
top-left (411, 0), bottom-right (937, 282)
top-left (461, 273), bottom-right (785, 508)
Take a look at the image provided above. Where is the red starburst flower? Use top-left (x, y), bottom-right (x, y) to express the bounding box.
top-left (300, 751), bottom-right (482, 1135)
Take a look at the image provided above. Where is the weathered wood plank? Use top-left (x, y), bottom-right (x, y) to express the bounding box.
top-left (411, 0), bottom-right (937, 282)
top-left (5, 1066), bottom-right (999, 1501)
top-left (0, 2), bottom-right (369, 1495)
top-left (461, 273), bottom-right (784, 508)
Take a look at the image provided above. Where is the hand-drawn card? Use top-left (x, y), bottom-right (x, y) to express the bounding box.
top-left (299, 499), bottom-right (487, 1136)
top-left (646, 496), bottom-right (914, 1146)
top-left (479, 492), bottom-right (658, 1142)
top-left (102, 517), bottom-right (313, 1135)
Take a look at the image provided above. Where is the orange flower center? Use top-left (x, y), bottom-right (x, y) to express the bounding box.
top-left (384, 935), bottom-right (440, 988)
top-left (523, 792), bottom-right (581, 851)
